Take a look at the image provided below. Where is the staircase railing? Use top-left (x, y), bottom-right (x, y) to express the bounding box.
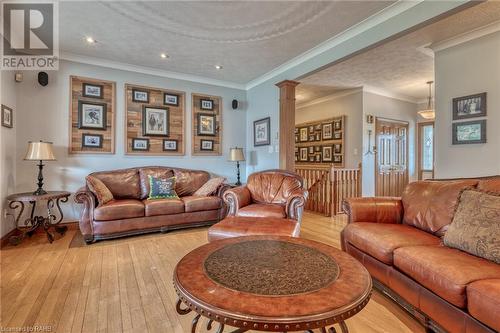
top-left (295, 163), bottom-right (362, 216)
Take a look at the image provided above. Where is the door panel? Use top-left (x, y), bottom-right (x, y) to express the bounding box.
top-left (375, 119), bottom-right (409, 197)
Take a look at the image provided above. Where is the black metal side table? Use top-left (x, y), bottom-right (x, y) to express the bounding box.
top-left (7, 191), bottom-right (71, 245)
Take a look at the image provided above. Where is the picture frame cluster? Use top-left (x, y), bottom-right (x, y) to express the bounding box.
top-left (295, 116), bottom-right (345, 166)
top-left (192, 94), bottom-right (222, 155)
top-left (451, 92), bottom-right (487, 145)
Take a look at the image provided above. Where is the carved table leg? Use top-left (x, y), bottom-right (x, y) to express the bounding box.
top-left (339, 321), bottom-right (348, 333)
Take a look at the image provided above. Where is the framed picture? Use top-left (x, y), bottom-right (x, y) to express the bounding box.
top-left (164, 93), bottom-right (179, 106)
top-left (453, 93), bottom-right (486, 120)
top-left (334, 120), bottom-right (342, 130)
top-left (295, 154), bottom-right (298, 162)
top-left (78, 101), bottom-right (107, 130)
top-left (132, 89), bottom-right (149, 103)
top-left (294, 128), bottom-right (298, 134)
top-left (163, 139), bottom-right (178, 151)
top-left (322, 123), bottom-right (333, 140)
top-left (299, 127), bottom-right (308, 142)
top-left (198, 113), bottom-right (216, 136)
top-left (299, 147), bottom-right (308, 161)
top-left (452, 120), bottom-right (486, 145)
top-left (200, 139), bottom-right (214, 151)
top-left (334, 144), bottom-right (342, 154)
top-left (143, 106), bottom-right (169, 136)
top-left (315, 153), bottom-right (321, 162)
top-left (322, 146), bottom-right (333, 162)
top-left (132, 138), bottom-right (150, 151)
top-left (200, 98), bottom-right (214, 110)
top-left (333, 155), bottom-right (343, 163)
top-left (334, 132), bottom-right (342, 140)
top-left (82, 133), bottom-right (103, 148)
top-left (315, 124), bottom-right (321, 130)
top-left (315, 133), bottom-right (321, 141)
top-left (1, 104), bottom-right (13, 128)
top-left (309, 135), bottom-right (315, 142)
top-left (308, 125), bottom-right (314, 132)
top-left (295, 135), bottom-right (299, 143)
top-left (82, 83), bottom-right (103, 99)
top-left (253, 117), bottom-right (271, 146)
top-left (314, 146), bottom-right (321, 152)
top-left (308, 146), bottom-right (314, 154)
top-left (309, 156), bottom-right (315, 162)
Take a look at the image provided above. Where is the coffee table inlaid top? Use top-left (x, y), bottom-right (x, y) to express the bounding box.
top-left (6, 191), bottom-right (71, 202)
top-left (174, 235), bottom-right (372, 331)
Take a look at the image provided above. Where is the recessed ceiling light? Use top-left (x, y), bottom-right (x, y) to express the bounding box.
top-left (215, 65), bottom-right (223, 70)
top-left (85, 36), bottom-right (96, 44)
top-left (160, 53), bottom-right (169, 59)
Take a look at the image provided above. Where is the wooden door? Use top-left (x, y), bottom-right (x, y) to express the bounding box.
top-left (375, 118), bottom-right (409, 197)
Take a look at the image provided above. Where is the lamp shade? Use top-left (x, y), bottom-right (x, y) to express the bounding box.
top-left (228, 147), bottom-right (245, 162)
top-left (24, 141), bottom-right (56, 161)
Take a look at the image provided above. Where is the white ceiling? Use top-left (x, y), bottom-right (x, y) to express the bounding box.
top-left (59, 1), bottom-right (394, 85)
top-left (298, 1), bottom-right (500, 104)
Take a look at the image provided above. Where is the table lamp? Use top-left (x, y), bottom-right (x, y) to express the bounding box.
top-left (229, 147), bottom-right (245, 186)
top-left (24, 141), bottom-right (56, 195)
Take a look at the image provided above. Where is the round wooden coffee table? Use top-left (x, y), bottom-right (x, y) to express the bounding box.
top-left (173, 235), bottom-right (372, 333)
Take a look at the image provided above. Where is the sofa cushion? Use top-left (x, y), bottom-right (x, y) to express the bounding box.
top-left (467, 279), bottom-right (500, 332)
top-left (86, 175), bottom-right (113, 206)
top-left (182, 196), bottom-right (221, 213)
top-left (208, 217), bottom-right (300, 242)
top-left (174, 169), bottom-right (210, 196)
top-left (143, 198), bottom-right (184, 217)
top-left (401, 180), bottom-right (478, 236)
top-left (477, 178), bottom-right (500, 194)
top-left (237, 203), bottom-right (286, 218)
top-left (393, 245), bottom-right (500, 308)
top-left (247, 171), bottom-right (302, 205)
top-left (343, 223), bottom-right (440, 265)
top-left (444, 190), bottom-right (500, 264)
top-left (94, 199), bottom-right (144, 221)
top-left (193, 177), bottom-right (226, 196)
top-left (91, 168), bottom-right (141, 199)
top-left (139, 167), bottom-right (174, 199)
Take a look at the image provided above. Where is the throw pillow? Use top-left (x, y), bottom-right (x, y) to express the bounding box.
top-left (443, 190), bottom-right (500, 264)
top-left (86, 175), bottom-right (114, 206)
top-left (148, 175), bottom-right (179, 199)
top-left (193, 177), bottom-right (226, 196)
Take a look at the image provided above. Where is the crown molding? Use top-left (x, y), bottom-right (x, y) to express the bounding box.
top-left (296, 88), bottom-right (362, 109)
top-left (59, 52), bottom-right (246, 90)
top-left (430, 19), bottom-right (500, 52)
top-left (363, 85), bottom-right (418, 104)
top-left (244, 0), bottom-right (423, 90)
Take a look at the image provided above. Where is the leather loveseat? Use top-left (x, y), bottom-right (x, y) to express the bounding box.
top-left (341, 177), bottom-right (500, 333)
top-left (75, 166), bottom-right (228, 243)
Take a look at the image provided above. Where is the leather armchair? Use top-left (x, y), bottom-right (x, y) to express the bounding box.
top-left (223, 169), bottom-right (308, 222)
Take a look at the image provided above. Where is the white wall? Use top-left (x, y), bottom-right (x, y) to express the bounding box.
top-left (362, 91), bottom-right (418, 196)
top-left (13, 60), bottom-right (247, 222)
top-left (434, 31), bottom-right (500, 178)
top-left (0, 71), bottom-right (18, 237)
top-left (295, 90), bottom-right (363, 169)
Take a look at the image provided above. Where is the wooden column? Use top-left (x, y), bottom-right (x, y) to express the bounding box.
top-left (276, 80), bottom-right (299, 171)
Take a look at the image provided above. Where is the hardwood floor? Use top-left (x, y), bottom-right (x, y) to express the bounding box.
top-left (0, 212), bottom-right (424, 333)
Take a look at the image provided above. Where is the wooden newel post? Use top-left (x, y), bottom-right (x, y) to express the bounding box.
top-left (276, 80), bottom-right (299, 172)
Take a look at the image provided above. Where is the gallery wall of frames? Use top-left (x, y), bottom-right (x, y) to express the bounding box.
top-left (125, 84), bottom-right (185, 155)
top-left (191, 93), bottom-right (222, 156)
top-left (69, 76), bottom-right (116, 154)
top-left (295, 116), bottom-right (345, 167)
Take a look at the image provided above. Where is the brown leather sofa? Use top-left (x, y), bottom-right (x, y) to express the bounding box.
top-left (341, 177), bottom-right (500, 333)
top-left (208, 170), bottom-right (308, 240)
top-left (75, 166), bottom-right (229, 243)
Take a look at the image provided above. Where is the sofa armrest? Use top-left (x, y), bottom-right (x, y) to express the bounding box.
top-left (342, 197), bottom-right (403, 224)
top-left (285, 188), bottom-right (309, 221)
top-left (216, 183), bottom-right (232, 198)
top-left (223, 186), bottom-right (252, 216)
top-left (74, 186), bottom-right (96, 241)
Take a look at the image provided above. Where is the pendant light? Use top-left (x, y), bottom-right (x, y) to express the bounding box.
top-left (418, 81), bottom-right (435, 120)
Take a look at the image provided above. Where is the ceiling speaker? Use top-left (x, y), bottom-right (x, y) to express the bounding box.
top-left (38, 72), bottom-right (48, 86)
top-left (232, 99), bottom-right (238, 110)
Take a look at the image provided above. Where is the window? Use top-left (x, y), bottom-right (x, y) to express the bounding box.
top-left (419, 123), bottom-right (434, 180)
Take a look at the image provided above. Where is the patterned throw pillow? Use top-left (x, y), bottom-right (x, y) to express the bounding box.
top-left (193, 177), bottom-right (226, 196)
top-left (148, 175), bottom-right (179, 199)
top-left (86, 175), bottom-right (113, 206)
top-left (443, 190), bottom-right (500, 264)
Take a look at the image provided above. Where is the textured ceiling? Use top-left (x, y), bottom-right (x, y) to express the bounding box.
top-left (299, 1), bottom-right (500, 103)
top-left (59, 1), bottom-right (394, 84)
